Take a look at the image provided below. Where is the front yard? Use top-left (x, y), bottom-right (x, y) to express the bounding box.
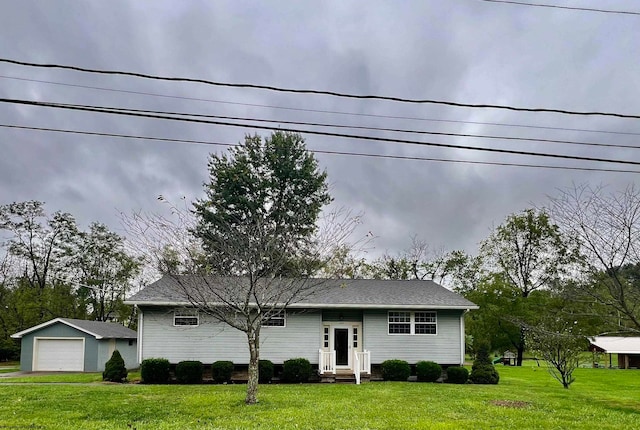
top-left (0, 364), bottom-right (638, 429)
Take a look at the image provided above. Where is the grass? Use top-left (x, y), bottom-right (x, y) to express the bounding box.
top-left (0, 364), bottom-right (638, 429)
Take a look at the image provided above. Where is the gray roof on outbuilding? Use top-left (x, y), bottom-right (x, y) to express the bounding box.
top-left (11, 318), bottom-right (137, 339)
top-left (126, 275), bottom-right (478, 310)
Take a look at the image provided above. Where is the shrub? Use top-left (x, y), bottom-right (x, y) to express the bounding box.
top-left (416, 360), bottom-right (442, 382)
top-left (141, 358), bottom-right (171, 384)
top-left (211, 360), bottom-right (234, 383)
top-left (259, 360), bottom-right (274, 384)
top-left (281, 358), bottom-right (312, 383)
top-left (470, 340), bottom-right (499, 384)
top-left (176, 360), bottom-right (203, 384)
top-left (446, 366), bottom-right (469, 384)
top-left (381, 359), bottom-right (411, 381)
top-left (102, 350), bottom-right (127, 382)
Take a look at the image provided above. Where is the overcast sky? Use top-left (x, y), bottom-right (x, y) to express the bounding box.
top-left (1, 0), bottom-right (639, 262)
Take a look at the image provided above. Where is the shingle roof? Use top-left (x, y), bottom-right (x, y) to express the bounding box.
top-left (11, 318), bottom-right (137, 339)
top-left (126, 275), bottom-right (478, 309)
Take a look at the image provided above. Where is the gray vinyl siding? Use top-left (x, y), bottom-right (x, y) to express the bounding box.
top-left (322, 310), bottom-right (363, 322)
top-left (362, 309), bottom-right (463, 365)
top-left (140, 307), bottom-right (322, 364)
top-left (96, 339), bottom-right (138, 371)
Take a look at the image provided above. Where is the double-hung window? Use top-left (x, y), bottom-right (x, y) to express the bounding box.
top-left (262, 310), bottom-right (286, 327)
top-left (388, 311), bottom-right (437, 335)
top-left (173, 309), bottom-right (199, 326)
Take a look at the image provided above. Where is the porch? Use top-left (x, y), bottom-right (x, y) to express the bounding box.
top-left (318, 349), bottom-right (371, 384)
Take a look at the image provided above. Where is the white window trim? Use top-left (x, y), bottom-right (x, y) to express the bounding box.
top-left (388, 311), bottom-right (437, 335)
top-left (261, 310), bottom-right (286, 328)
top-left (173, 309), bottom-right (199, 327)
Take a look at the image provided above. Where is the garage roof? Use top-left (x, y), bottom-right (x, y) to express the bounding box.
top-left (11, 318), bottom-right (137, 340)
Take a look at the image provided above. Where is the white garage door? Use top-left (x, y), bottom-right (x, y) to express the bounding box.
top-left (34, 338), bottom-right (85, 371)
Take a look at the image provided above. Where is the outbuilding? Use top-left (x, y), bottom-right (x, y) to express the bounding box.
top-left (589, 336), bottom-right (640, 369)
top-left (11, 318), bottom-right (138, 372)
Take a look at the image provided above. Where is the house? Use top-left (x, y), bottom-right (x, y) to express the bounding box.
top-left (11, 318), bottom-right (138, 372)
top-left (126, 276), bottom-right (477, 381)
top-left (589, 336), bottom-right (640, 369)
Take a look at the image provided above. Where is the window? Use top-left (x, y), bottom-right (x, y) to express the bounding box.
top-left (388, 311), bottom-right (437, 335)
top-left (262, 310), bottom-right (286, 327)
top-left (323, 326), bottom-right (329, 348)
top-left (388, 311), bottom-right (411, 334)
top-left (174, 309), bottom-right (199, 326)
top-left (415, 311), bottom-right (437, 334)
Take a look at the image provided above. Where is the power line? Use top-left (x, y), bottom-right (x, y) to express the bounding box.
top-left (1, 97), bottom-right (639, 166)
top-left (3, 123), bottom-right (639, 174)
top-left (479, 0), bottom-right (640, 16)
top-left (3, 74), bottom-right (639, 137)
top-left (86, 102), bottom-right (640, 151)
top-left (2, 58), bottom-right (640, 119)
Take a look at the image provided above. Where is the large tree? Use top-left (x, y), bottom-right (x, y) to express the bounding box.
top-left (188, 131), bottom-right (331, 404)
top-left (549, 184), bottom-right (640, 333)
top-left (68, 222), bottom-right (141, 323)
top-left (480, 209), bottom-right (580, 365)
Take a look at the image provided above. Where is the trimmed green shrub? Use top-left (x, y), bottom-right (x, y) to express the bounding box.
top-left (416, 360), bottom-right (442, 382)
top-left (102, 350), bottom-right (127, 382)
top-left (259, 359), bottom-right (274, 384)
top-left (141, 358), bottom-right (170, 384)
top-left (211, 360), bottom-right (234, 383)
top-left (446, 366), bottom-right (469, 384)
top-left (176, 360), bottom-right (203, 384)
top-left (381, 359), bottom-right (411, 381)
top-left (470, 340), bottom-right (499, 384)
top-left (281, 358), bottom-right (312, 383)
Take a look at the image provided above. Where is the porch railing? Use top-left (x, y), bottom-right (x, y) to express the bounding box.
top-left (319, 349), bottom-right (336, 374)
top-left (355, 350), bottom-right (371, 375)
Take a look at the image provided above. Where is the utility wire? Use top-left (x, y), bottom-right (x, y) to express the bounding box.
top-left (85, 102), bottom-right (640, 151)
top-left (1, 97), bottom-right (639, 166)
top-left (3, 74), bottom-right (639, 137)
top-left (3, 123), bottom-right (639, 174)
top-left (2, 58), bottom-right (640, 119)
top-left (479, 0), bottom-right (640, 16)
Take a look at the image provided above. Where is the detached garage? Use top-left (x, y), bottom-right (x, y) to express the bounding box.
top-left (11, 318), bottom-right (138, 372)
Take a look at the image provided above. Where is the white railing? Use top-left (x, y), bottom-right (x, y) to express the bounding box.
top-left (353, 350), bottom-right (371, 385)
top-left (319, 349), bottom-right (336, 374)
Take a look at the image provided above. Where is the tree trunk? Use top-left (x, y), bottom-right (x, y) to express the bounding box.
top-left (516, 326), bottom-right (525, 366)
top-left (245, 329), bottom-right (260, 405)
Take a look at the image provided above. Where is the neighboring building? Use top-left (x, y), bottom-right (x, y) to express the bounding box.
top-left (589, 336), bottom-right (640, 369)
top-left (126, 276), bottom-right (477, 380)
top-left (11, 318), bottom-right (138, 372)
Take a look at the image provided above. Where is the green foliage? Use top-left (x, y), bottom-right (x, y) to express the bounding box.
top-left (102, 350), bottom-right (127, 382)
top-left (445, 366), bottom-right (469, 384)
top-left (211, 361), bottom-right (234, 384)
top-left (416, 361), bottom-right (442, 382)
top-left (281, 358), bottom-right (312, 383)
top-left (193, 131), bottom-right (331, 276)
top-left (175, 361), bottom-right (203, 384)
top-left (258, 360), bottom-right (274, 384)
top-left (140, 358), bottom-right (170, 384)
top-left (0, 338), bottom-right (20, 361)
top-left (470, 341), bottom-right (500, 384)
top-left (380, 359), bottom-right (411, 381)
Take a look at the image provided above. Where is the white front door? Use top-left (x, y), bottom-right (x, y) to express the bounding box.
top-left (322, 323), bottom-right (362, 370)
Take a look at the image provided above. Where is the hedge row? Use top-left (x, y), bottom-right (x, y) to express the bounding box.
top-left (380, 360), bottom-right (469, 384)
top-left (140, 359), bottom-right (277, 384)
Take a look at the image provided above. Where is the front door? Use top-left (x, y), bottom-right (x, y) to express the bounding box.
top-left (322, 322), bottom-right (362, 370)
top-left (334, 328), bottom-right (349, 366)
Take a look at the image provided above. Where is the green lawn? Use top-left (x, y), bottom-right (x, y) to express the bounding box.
top-left (0, 364), bottom-right (638, 429)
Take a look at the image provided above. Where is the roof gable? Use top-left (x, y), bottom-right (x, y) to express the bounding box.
top-left (126, 275), bottom-right (478, 310)
top-left (11, 318), bottom-right (137, 340)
